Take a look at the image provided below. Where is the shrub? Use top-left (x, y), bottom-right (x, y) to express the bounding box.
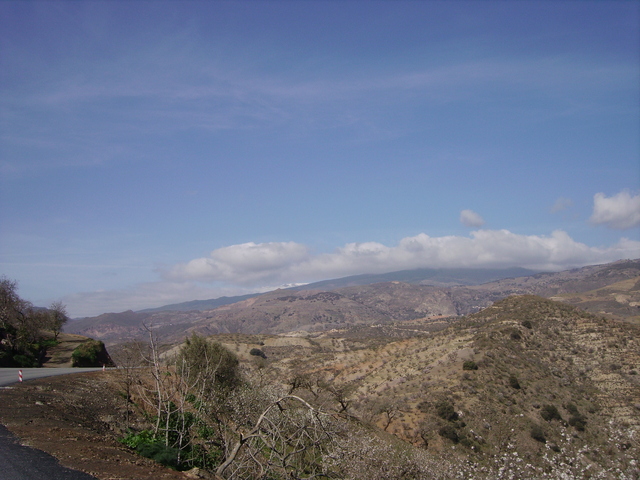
top-left (136, 442), bottom-right (180, 470)
top-left (521, 320), bottom-right (533, 329)
top-left (249, 348), bottom-right (267, 359)
top-left (462, 360), bottom-right (478, 371)
top-left (565, 403), bottom-right (579, 416)
top-left (530, 425), bottom-right (546, 443)
top-left (435, 399), bottom-right (458, 421)
top-left (176, 334), bottom-right (241, 393)
top-left (71, 340), bottom-right (106, 367)
top-left (120, 429), bottom-right (155, 449)
top-left (568, 414), bottom-right (587, 431)
top-left (438, 425), bottom-right (459, 443)
top-left (540, 404), bottom-right (562, 422)
top-left (13, 354), bottom-right (39, 368)
top-left (508, 375), bottom-right (521, 389)
top-left (40, 339), bottom-right (60, 348)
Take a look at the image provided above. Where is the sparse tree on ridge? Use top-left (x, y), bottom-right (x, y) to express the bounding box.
top-left (48, 301), bottom-right (68, 340)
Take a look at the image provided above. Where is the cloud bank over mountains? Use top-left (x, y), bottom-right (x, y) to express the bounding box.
top-left (166, 193), bottom-right (640, 291)
top-left (63, 190), bottom-right (639, 317)
top-left (167, 229), bottom-right (640, 290)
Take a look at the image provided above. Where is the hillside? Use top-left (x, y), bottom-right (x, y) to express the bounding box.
top-left (227, 295), bottom-right (640, 477)
top-left (466, 259), bottom-right (640, 307)
top-left (290, 266), bottom-right (540, 290)
top-left (550, 276), bottom-right (640, 322)
top-left (66, 259), bottom-right (640, 347)
top-left (6, 295), bottom-right (639, 479)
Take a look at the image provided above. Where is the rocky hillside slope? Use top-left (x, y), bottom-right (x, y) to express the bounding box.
top-left (238, 295), bottom-right (640, 478)
top-left (3, 295), bottom-right (639, 479)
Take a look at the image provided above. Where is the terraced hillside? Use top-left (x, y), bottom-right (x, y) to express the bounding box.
top-left (232, 295), bottom-right (640, 478)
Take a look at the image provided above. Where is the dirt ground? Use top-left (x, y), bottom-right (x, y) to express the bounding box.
top-left (0, 371), bottom-right (202, 480)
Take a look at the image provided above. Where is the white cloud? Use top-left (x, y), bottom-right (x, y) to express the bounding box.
top-left (550, 197), bottom-right (573, 213)
top-left (590, 190), bottom-right (640, 229)
top-left (168, 241), bottom-right (310, 284)
top-left (460, 209), bottom-right (485, 227)
top-left (167, 230), bottom-right (640, 287)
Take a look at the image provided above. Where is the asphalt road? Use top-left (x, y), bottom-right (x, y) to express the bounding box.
top-left (0, 368), bottom-right (103, 479)
top-left (0, 367), bottom-right (103, 387)
top-left (0, 425), bottom-right (97, 479)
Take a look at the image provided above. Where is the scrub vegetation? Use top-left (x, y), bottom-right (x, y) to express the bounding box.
top-left (0, 276), bottom-right (69, 367)
top-left (97, 294), bottom-right (640, 479)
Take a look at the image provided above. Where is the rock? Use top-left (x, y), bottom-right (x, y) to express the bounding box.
top-left (183, 467), bottom-right (216, 479)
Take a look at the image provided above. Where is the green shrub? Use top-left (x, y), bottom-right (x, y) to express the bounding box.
top-left (462, 360), bottom-right (478, 371)
top-left (71, 340), bottom-right (106, 367)
top-left (458, 433), bottom-right (479, 450)
top-left (177, 334), bottom-right (241, 393)
top-left (540, 404), bottom-right (562, 422)
top-left (136, 442), bottom-right (180, 469)
top-left (40, 339), bottom-right (60, 348)
top-left (120, 430), bottom-right (155, 449)
top-left (565, 403), bottom-right (579, 416)
top-left (508, 375), bottom-right (521, 389)
top-left (435, 399), bottom-right (458, 421)
top-left (13, 354), bottom-right (39, 368)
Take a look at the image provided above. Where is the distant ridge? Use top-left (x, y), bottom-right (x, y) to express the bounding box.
top-left (137, 267), bottom-right (541, 314)
top-left (292, 266), bottom-right (540, 291)
top-left (65, 260), bottom-right (639, 346)
top-left (137, 293), bottom-right (260, 313)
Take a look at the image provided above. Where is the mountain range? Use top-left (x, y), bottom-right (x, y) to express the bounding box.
top-left (65, 259), bottom-right (640, 347)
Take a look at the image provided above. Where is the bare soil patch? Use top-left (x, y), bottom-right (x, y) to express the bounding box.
top-left (0, 371), bottom-right (187, 480)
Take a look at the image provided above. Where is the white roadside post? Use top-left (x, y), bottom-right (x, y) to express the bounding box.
top-left (18, 370), bottom-right (23, 382)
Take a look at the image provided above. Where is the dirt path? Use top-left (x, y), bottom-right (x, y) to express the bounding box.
top-left (41, 333), bottom-right (93, 368)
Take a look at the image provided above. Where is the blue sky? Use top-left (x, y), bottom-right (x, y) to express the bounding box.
top-left (1, 1), bottom-right (639, 317)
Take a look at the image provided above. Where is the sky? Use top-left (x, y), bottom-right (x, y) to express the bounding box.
top-left (1, 1), bottom-right (639, 318)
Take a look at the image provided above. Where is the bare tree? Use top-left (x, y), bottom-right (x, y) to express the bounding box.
top-left (326, 383), bottom-right (354, 414)
top-left (111, 341), bottom-right (150, 429)
top-left (0, 276), bottom-right (35, 350)
top-left (48, 301), bottom-right (68, 340)
top-left (216, 394), bottom-right (339, 479)
top-left (125, 332), bottom-right (379, 477)
top-left (374, 400), bottom-right (401, 432)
